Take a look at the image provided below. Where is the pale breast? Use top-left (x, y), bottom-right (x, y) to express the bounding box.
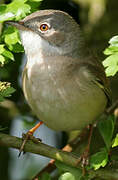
top-left (23, 57), bottom-right (107, 131)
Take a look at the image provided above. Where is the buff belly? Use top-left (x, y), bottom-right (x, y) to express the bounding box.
top-left (22, 61), bottom-right (107, 132)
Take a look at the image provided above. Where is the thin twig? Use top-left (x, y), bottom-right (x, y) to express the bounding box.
top-left (106, 99), bottom-right (118, 114)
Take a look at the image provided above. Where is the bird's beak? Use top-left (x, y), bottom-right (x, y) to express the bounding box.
top-left (5, 20), bottom-right (27, 30)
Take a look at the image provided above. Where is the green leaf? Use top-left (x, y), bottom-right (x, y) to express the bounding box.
top-left (109, 36), bottom-right (118, 47)
top-left (0, 5), bottom-right (7, 14)
top-left (89, 148), bottom-right (108, 170)
top-left (26, 1), bottom-right (41, 13)
top-left (30, 0), bottom-right (42, 1)
top-left (103, 53), bottom-right (118, 76)
top-left (3, 26), bottom-right (24, 53)
top-left (55, 161), bottom-right (82, 180)
top-left (112, 133), bottom-right (118, 148)
top-left (0, 4), bottom-right (14, 22)
top-left (1, 87), bottom-right (15, 97)
top-left (2, 50), bottom-right (14, 60)
top-left (0, 0), bottom-right (31, 22)
top-left (4, 26), bottom-right (21, 45)
top-left (103, 35), bottom-right (118, 77)
top-left (0, 54), bottom-right (5, 65)
top-left (59, 172), bottom-right (76, 180)
top-left (0, 0), bottom-right (42, 56)
top-left (7, 43), bottom-right (24, 53)
top-left (98, 115), bottom-right (115, 150)
top-left (104, 46), bottom-right (118, 55)
top-left (0, 81), bottom-right (15, 102)
top-left (0, 44), bottom-right (14, 63)
top-left (0, 44), bottom-right (5, 54)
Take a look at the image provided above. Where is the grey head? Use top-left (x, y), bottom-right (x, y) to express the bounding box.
top-left (6, 10), bottom-right (86, 58)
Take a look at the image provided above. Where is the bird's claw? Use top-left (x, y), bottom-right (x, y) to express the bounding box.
top-left (18, 132), bottom-right (42, 157)
top-left (81, 152), bottom-right (89, 167)
top-left (77, 151), bottom-right (89, 175)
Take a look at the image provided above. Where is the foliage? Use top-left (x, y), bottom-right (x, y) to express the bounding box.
top-left (0, 0), bottom-right (30, 22)
top-left (2, 26), bottom-right (24, 53)
top-left (98, 115), bottom-right (115, 150)
top-left (0, 81), bottom-right (15, 101)
top-left (0, 44), bottom-right (14, 65)
top-left (38, 172), bottom-right (52, 180)
top-left (0, 0), bottom-right (42, 99)
top-left (88, 115), bottom-right (118, 171)
top-left (55, 161), bottom-right (83, 180)
top-left (0, 0), bottom-right (42, 66)
top-left (89, 148), bottom-right (108, 170)
top-left (112, 133), bottom-right (118, 148)
top-left (103, 36), bottom-right (118, 76)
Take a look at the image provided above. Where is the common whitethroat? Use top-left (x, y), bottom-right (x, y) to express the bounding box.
top-left (6, 10), bottom-right (111, 147)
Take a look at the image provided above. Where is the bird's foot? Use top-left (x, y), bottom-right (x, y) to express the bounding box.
top-left (18, 131), bottom-right (42, 157)
top-left (81, 151), bottom-right (89, 167)
top-left (22, 132), bottom-right (42, 144)
top-left (77, 124), bottom-right (93, 175)
top-left (77, 149), bottom-right (89, 175)
top-left (18, 121), bottom-right (43, 157)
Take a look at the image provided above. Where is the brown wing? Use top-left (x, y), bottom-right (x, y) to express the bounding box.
top-left (86, 59), bottom-right (112, 107)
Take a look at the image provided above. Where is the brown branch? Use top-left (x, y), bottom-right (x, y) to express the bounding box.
top-left (0, 132), bottom-right (80, 167)
top-left (0, 132), bottom-right (118, 180)
top-left (32, 159), bottom-right (56, 180)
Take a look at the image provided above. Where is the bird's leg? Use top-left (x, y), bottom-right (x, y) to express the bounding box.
top-left (77, 124), bottom-right (93, 174)
top-left (19, 121), bottom-right (43, 157)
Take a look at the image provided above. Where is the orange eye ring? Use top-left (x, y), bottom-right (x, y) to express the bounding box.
top-left (40, 24), bottom-right (49, 31)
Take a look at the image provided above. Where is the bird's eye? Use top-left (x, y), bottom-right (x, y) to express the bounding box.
top-left (40, 24), bottom-right (49, 31)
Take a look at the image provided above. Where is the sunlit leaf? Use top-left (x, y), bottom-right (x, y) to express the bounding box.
top-left (112, 134), bottom-right (118, 148)
top-left (55, 161), bottom-right (82, 180)
top-left (104, 46), bottom-right (118, 55)
top-left (3, 26), bottom-right (24, 53)
top-left (89, 148), bottom-right (108, 170)
top-left (0, 54), bottom-right (5, 65)
top-left (2, 50), bottom-right (14, 60)
top-left (0, 44), bottom-right (5, 54)
top-left (109, 36), bottom-right (118, 47)
top-left (103, 53), bottom-right (118, 76)
top-left (0, 44), bottom-right (14, 63)
top-left (103, 35), bottom-right (118, 77)
top-left (59, 172), bottom-right (76, 180)
top-left (30, 0), bottom-right (42, 1)
top-left (0, 0), bottom-right (31, 22)
top-left (4, 26), bottom-right (21, 45)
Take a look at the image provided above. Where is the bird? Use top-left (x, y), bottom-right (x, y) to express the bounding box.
top-left (6, 10), bottom-right (111, 159)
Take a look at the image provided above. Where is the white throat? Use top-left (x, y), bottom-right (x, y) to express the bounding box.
top-left (19, 30), bottom-right (64, 77)
top-left (19, 30), bottom-right (63, 66)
